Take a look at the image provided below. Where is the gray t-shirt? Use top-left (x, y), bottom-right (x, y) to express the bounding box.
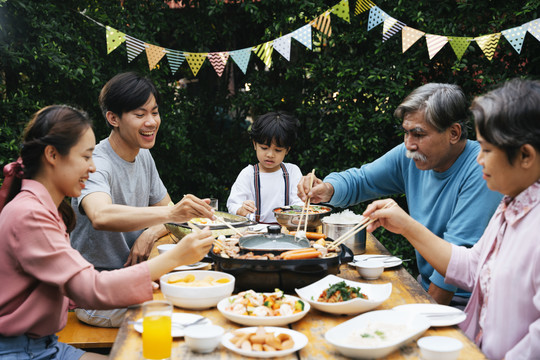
top-left (71, 138), bottom-right (167, 271)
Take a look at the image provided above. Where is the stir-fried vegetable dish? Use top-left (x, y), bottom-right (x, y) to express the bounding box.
top-left (274, 205), bottom-right (331, 215)
top-left (316, 281), bottom-right (368, 302)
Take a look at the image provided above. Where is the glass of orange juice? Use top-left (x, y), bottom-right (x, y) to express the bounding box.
top-left (142, 300), bottom-right (173, 360)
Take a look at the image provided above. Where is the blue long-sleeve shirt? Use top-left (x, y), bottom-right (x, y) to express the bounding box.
top-left (325, 140), bottom-right (502, 296)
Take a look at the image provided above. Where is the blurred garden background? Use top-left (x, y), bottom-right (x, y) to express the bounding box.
top-left (1, 0), bottom-right (540, 275)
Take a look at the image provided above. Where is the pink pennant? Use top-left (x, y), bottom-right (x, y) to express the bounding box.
top-left (425, 34), bottom-right (448, 59)
top-left (208, 52), bottom-right (229, 77)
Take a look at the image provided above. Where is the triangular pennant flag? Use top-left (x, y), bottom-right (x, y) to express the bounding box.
top-left (330, 0), bottom-right (350, 23)
top-left (185, 52), bottom-right (208, 76)
top-left (474, 33), bottom-right (501, 61)
top-left (230, 47), bottom-right (252, 74)
top-left (165, 49), bottom-right (185, 74)
top-left (145, 44), bottom-right (166, 70)
top-left (310, 11), bottom-right (332, 37)
top-left (448, 36), bottom-right (471, 61)
top-left (125, 35), bottom-right (146, 62)
top-left (207, 52), bottom-right (229, 77)
top-left (528, 19), bottom-right (540, 42)
top-left (382, 17), bottom-right (405, 42)
top-left (292, 24), bottom-right (312, 50)
top-left (367, 6), bottom-right (388, 31)
top-left (253, 42), bottom-right (274, 68)
top-left (502, 24), bottom-right (527, 54)
top-left (425, 34), bottom-right (448, 59)
top-left (273, 34), bottom-right (292, 61)
top-left (106, 26), bottom-right (125, 54)
top-left (355, 0), bottom-right (375, 15)
top-left (402, 26), bottom-right (425, 53)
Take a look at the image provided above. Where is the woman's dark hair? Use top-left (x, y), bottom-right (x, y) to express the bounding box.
top-left (99, 72), bottom-right (161, 129)
top-left (249, 111), bottom-right (300, 148)
top-left (6, 105), bottom-right (93, 232)
top-left (472, 78), bottom-right (540, 164)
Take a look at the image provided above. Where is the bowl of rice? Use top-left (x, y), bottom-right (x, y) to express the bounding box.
top-left (322, 210), bottom-right (366, 253)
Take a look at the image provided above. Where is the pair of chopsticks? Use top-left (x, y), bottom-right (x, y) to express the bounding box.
top-left (186, 221), bottom-right (225, 249)
top-left (296, 169), bottom-right (316, 234)
top-left (327, 202), bottom-right (397, 250)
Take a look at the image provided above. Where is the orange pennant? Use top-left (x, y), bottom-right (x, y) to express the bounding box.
top-left (145, 44), bottom-right (166, 70)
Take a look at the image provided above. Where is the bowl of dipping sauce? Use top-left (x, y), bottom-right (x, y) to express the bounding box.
top-left (157, 244), bottom-right (176, 254)
top-left (354, 260), bottom-right (385, 280)
top-left (417, 336), bottom-right (463, 360)
top-left (184, 324), bottom-right (224, 353)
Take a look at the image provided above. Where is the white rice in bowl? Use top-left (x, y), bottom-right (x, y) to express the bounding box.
top-left (322, 210), bottom-right (365, 225)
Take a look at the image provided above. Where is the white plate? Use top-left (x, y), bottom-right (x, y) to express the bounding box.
top-left (392, 304), bottom-right (466, 327)
top-left (217, 294), bottom-right (310, 326)
top-left (352, 255), bottom-right (403, 268)
top-left (295, 275), bottom-right (392, 315)
top-left (173, 262), bottom-right (211, 271)
top-left (133, 313), bottom-right (211, 337)
top-left (222, 326), bottom-right (308, 358)
top-left (325, 310), bottom-right (430, 359)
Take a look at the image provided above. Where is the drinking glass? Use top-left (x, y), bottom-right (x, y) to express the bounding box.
top-left (142, 300), bottom-right (173, 360)
top-left (209, 198), bottom-right (218, 210)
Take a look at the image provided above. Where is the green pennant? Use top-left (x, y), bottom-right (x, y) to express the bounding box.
top-left (448, 36), bottom-right (471, 61)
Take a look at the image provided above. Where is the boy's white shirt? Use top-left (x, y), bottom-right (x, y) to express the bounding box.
top-left (226, 162), bottom-right (304, 223)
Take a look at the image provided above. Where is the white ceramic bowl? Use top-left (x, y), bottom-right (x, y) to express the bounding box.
top-left (325, 310), bottom-right (430, 359)
top-left (184, 324), bottom-right (225, 353)
top-left (417, 336), bottom-right (463, 360)
top-left (160, 270), bottom-right (235, 309)
top-left (354, 260), bottom-right (385, 279)
top-left (295, 275), bottom-right (392, 315)
top-left (217, 294), bottom-right (310, 326)
top-left (157, 244), bottom-right (176, 254)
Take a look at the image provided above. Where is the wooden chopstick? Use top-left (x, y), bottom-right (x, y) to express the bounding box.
top-left (187, 221), bottom-right (225, 249)
top-left (297, 169), bottom-right (316, 234)
top-left (214, 216), bottom-right (244, 236)
top-left (328, 202), bottom-right (397, 249)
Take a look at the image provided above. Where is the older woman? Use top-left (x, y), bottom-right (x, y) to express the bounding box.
top-left (0, 105), bottom-right (214, 359)
top-left (363, 79), bottom-right (540, 359)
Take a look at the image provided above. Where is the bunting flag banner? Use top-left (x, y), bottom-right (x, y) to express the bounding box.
top-left (165, 49), bottom-right (185, 74)
top-left (527, 19), bottom-right (540, 43)
top-left (273, 34), bottom-right (292, 61)
top-left (230, 47), bottom-right (252, 74)
top-left (185, 52), bottom-right (208, 76)
top-left (310, 11), bottom-right (332, 37)
top-left (125, 35), bottom-right (145, 62)
top-left (501, 24), bottom-right (527, 53)
top-left (401, 26), bottom-right (425, 53)
top-left (474, 33), bottom-right (501, 61)
top-left (367, 6), bottom-right (388, 31)
top-left (106, 26), bottom-right (125, 54)
top-left (253, 41), bottom-right (274, 67)
top-left (448, 36), bottom-right (471, 61)
top-left (292, 24), bottom-right (312, 50)
top-left (207, 52), bottom-right (229, 77)
top-left (355, 0), bottom-right (375, 15)
top-left (330, 0), bottom-right (350, 23)
top-left (425, 34), bottom-right (448, 59)
top-left (382, 17), bottom-right (405, 42)
top-left (145, 44), bottom-right (166, 70)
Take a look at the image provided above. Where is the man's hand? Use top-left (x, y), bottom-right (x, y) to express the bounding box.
top-left (428, 282), bottom-right (455, 305)
top-left (170, 194), bottom-right (215, 223)
top-left (124, 229), bottom-right (157, 266)
top-left (237, 200), bottom-right (256, 217)
top-left (296, 175), bottom-right (334, 203)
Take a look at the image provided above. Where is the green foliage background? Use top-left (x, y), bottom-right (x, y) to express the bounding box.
top-left (1, 0), bottom-right (540, 275)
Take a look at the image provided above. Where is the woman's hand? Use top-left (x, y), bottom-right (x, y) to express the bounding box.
top-left (173, 227), bottom-right (214, 266)
top-left (362, 199), bottom-right (414, 236)
top-left (237, 200), bottom-right (256, 217)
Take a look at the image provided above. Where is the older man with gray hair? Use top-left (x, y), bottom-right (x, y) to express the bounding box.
top-left (298, 83), bottom-right (502, 307)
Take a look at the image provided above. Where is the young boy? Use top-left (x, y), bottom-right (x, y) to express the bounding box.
top-left (227, 111), bottom-right (304, 224)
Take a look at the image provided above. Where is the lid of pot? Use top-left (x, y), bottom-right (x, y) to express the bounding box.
top-left (238, 225), bottom-right (310, 251)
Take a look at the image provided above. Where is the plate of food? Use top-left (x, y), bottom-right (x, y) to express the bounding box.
top-left (132, 313), bottom-right (211, 337)
top-left (295, 275), bottom-right (392, 315)
top-left (392, 304), bottom-right (467, 327)
top-left (173, 262), bottom-right (211, 271)
top-left (352, 255), bottom-right (403, 268)
top-left (325, 310), bottom-right (430, 359)
top-left (222, 326), bottom-right (308, 358)
top-left (217, 289), bottom-right (309, 326)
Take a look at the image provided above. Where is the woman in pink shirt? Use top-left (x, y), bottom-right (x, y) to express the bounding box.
top-left (0, 105), bottom-right (215, 359)
top-left (363, 79), bottom-right (540, 359)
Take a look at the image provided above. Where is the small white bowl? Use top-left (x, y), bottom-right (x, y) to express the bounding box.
top-left (417, 336), bottom-right (463, 360)
top-left (184, 324), bottom-right (224, 353)
top-left (157, 244), bottom-right (176, 254)
top-left (355, 260), bottom-right (385, 279)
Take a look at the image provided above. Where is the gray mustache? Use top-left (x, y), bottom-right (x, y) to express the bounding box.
top-left (405, 150), bottom-right (427, 162)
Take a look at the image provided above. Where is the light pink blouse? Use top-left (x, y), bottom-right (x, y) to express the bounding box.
top-left (446, 181), bottom-right (540, 359)
top-left (0, 180), bottom-right (153, 338)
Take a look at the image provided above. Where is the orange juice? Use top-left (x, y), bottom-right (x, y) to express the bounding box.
top-left (142, 315), bottom-right (172, 359)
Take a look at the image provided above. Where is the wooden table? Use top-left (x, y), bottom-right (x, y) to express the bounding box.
top-left (109, 233), bottom-right (486, 359)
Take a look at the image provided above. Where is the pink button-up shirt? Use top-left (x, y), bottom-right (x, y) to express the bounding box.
top-left (446, 181), bottom-right (540, 359)
top-left (0, 180), bottom-right (153, 338)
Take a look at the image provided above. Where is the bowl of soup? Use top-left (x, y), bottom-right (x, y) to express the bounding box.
top-left (273, 205), bottom-right (332, 231)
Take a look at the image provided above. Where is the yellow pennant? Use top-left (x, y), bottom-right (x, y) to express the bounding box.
top-left (253, 42), bottom-right (274, 68)
top-left (145, 44), bottom-right (166, 70)
top-left (355, 0), bottom-right (375, 15)
top-left (106, 26), bottom-right (126, 54)
top-left (185, 52), bottom-right (208, 76)
top-left (474, 33), bottom-right (501, 61)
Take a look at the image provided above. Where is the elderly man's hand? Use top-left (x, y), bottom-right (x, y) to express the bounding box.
top-left (296, 175), bottom-right (334, 203)
top-left (124, 229), bottom-right (157, 266)
top-left (170, 194), bottom-right (215, 223)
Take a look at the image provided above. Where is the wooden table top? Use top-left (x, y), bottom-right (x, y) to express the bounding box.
top-left (109, 233), bottom-right (486, 359)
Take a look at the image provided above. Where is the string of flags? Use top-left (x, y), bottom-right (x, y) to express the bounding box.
top-left (81, 0), bottom-right (540, 77)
